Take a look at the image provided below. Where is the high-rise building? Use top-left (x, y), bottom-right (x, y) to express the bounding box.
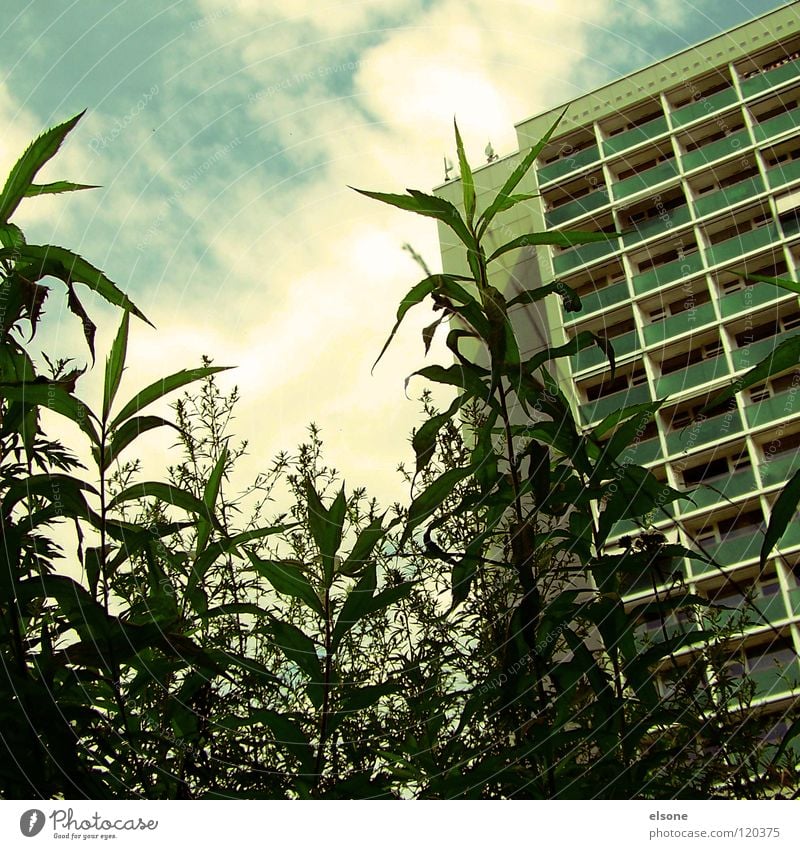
top-left (434, 4), bottom-right (800, 729)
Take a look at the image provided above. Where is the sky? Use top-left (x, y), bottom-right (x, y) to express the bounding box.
top-left (0, 0), bottom-right (794, 509)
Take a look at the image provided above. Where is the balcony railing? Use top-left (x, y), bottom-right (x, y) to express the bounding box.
top-left (753, 105), bottom-right (800, 144)
top-left (720, 281), bottom-right (792, 318)
top-left (537, 144), bottom-right (601, 185)
top-left (579, 382), bottom-right (652, 425)
top-left (631, 250), bottom-right (704, 295)
top-left (704, 223), bottom-right (780, 268)
top-left (691, 529), bottom-right (762, 573)
top-left (746, 389), bottom-right (800, 428)
top-left (552, 237), bottom-right (620, 276)
top-left (741, 59), bottom-right (800, 99)
top-left (656, 355), bottom-right (730, 396)
top-left (603, 115), bottom-right (669, 156)
top-left (643, 301), bottom-right (716, 345)
top-left (545, 187), bottom-right (609, 227)
top-left (570, 328), bottom-right (639, 372)
top-left (766, 157), bottom-right (800, 189)
top-left (671, 88), bottom-right (738, 127)
top-left (759, 452), bottom-right (798, 488)
top-left (622, 203), bottom-right (691, 248)
top-left (679, 466), bottom-right (756, 513)
top-left (666, 408), bottom-right (743, 455)
top-left (612, 159), bottom-right (679, 200)
top-left (693, 174), bottom-right (766, 218)
top-left (681, 127), bottom-right (751, 172)
top-left (731, 327), bottom-right (800, 371)
top-left (564, 279), bottom-right (629, 322)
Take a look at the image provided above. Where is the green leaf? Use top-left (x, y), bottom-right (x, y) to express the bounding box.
top-left (761, 467), bottom-right (800, 566)
top-left (103, 415), bottom-right (177, 466)
top-left (102, 312), bottom-right (129, 422)
top-left (0, 222), bottom-right (25, 249)
top-left (702, 335), bottom-right (800, 414)
top-left (487, 229), bottom-right (619, 263)
top-left (1, 473), bottom-right (97, 516)
top-left (110, 366), bottom-right (232, 428)
top-left (4, 244), bottom-right (150, 325)
top-left (109, 481), bottom-right (220, 528)
top-left (453, 119), bottom-right (476, 225)
top-left (339, 515), bottom-right (394, 576)
top-left (306, 480), bottom-right (346, 586)
top-left (373, 274), bottom-right (470, 370)
top-left (24, 180), bottom-right (98, 197)
top-left (401, 464), bottom-right (477, 546)
top-left (352, 186), bottom-right (476, 251)
top-left (269, 618), bottom-right (322, 684)
top-left (247, 551), bottom-right (325, 618)
top-left (479, 106), bottom-right (566, 235)
top-left (196, 445), bottom-right (228, 554)
top-left (412, 394), bottom-right (466, 476)
top-left (0, 111), bottom-right (85, 224)
top-left (593, 400), bottom-right (664, 440)
top-left (0, 382), bottom-right (99, 444)
top-left (506, 280), bottom-right (576, 310)
top-left (330, 682), bottom-right (399, 733)
top-left (224, 709), bottom-right (314, 773)
top-left (410, 363), bottom-right (493, 407)
top-left (332, 565), bottom-right (415, 650)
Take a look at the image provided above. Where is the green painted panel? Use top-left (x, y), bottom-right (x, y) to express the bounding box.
top-left (754, 106), bottom-right (800, 143)
top-left (537, 144), bottom-right (601, 185)
top-left (656, 355), bottom-right (729, 396)
top-left (681, 467), bottom-right (756, 512)
top-left (632, 250), bottom-right (704, 294)
top-left (693, 174), bottom-right (765, 218)
top-left (579, 382), bottom-right (652, 425)
top-left (603, 115), bottom-right (668, 156)
top-left (740, 59), bottom-right (800, 99)
top-left (565, 279), bottom-right (630, 321)
top-left (570, 328), bottom-right (639, 371)
top-left (705, 223), bottom-right (779, 267)
top-left (552, 237), bottom-right (620, 275)
top-left (746, 389), bottom-right (800, 427)
top-left (731, 328), bottom-right (800, 371)
top-left (643, 301), bottom-right (716, 345)
top-left (545, 187), bottom-right (609, 227)
top-left (612, 159), bottom-right (678, 200)
top-left (766, 158), bottom-right (800, 188)
top-left (682, 127), bottom-right (750, 172)
top-left (666, 408), bottom-right (743, 454)
top-left (671, 87), bottom-right (738, 127)
top-left (759, 452), bottom-right (798, 488)
top-left (622, 204), bottom-right (691, 247)
top-left (720, 282), bottom-right (792, 318)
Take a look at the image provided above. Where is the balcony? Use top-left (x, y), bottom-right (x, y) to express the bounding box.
top-left (671, 88), bottom-right (738, 127)
top-left (631, 251), bottom-right (704, 295)
top-left (602, 115), bottom-right (669, 156)
top-left (681, 127), bottom-right (751, 172)
top-left (741, 59), bottom-right (800, 99)
top-left (753, 105), bottom-right (800, 144)
top-left (746, 389), bottom-right (800, 428)
top-left (666, 408), bottom-right (743, 455)
top-left (552, 237), bottom-right (620, 276)
top-left (622, 203), bottom-right (691, 247)
top-left (579, 382), bottom-right (652, 425)
top-left (759, 452), bottom-right (798, 488)
top-left (749, 660), bottom-right (800, 700)
top-left (612, 159), bottom-right (679, 201)
top-left (691, 530), bottom-right (762, 573)
top-left (616, 435), bottom-right (663, 466)
top-left (704, 223), bottom-right (780, 268)
top-left (720, 281), bottom-right (792, 318)
top-left (766, 158), bottom-right (800, 189)
top-left (731, 327), bottom-right (800, 371)
top-left (564, 279), bottom-right (629, 322)
top-left (545, 187), bottom-right (610, 227)
top-left (537, 144), bottom-right (601, 185)
top-left (693, 174), bottom-right (766, 219)
top-left (643, 302), bottom-right (716, 346)
top-left (679, 466), bottom-right (756, 513)
top-left (656, 355), bottom-right (730, 397)
top-left (570, 328), bottom-right (639, 372)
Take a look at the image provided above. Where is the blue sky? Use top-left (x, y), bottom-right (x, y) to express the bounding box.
top-left (0, 0), bottom-right (793, 504)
